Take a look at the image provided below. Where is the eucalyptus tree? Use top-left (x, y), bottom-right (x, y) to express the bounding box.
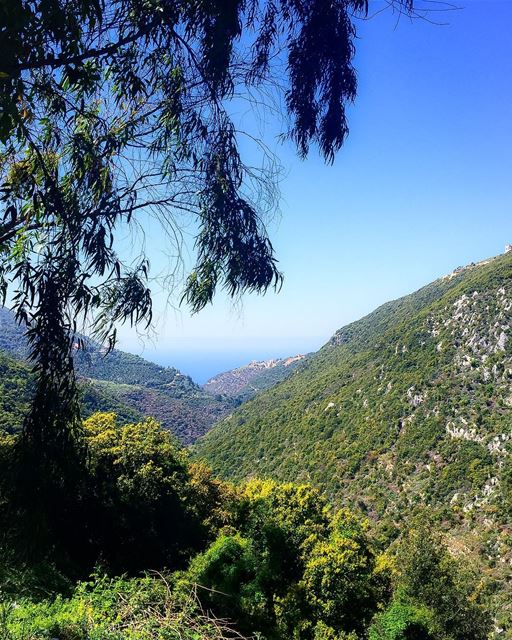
top-left (0, 0), bottom-right (417, 458)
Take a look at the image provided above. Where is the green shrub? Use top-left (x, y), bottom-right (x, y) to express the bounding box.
top-left (80, 413), bottom-right (235, 572)
top-left (0, 574), bottom-right (248, 640)
top-left (368, 598), bottom-right (436, 640)
top-left (388, 527), bottom-right (492, 640)
top-left (0, 413), bottom-right (234, 577)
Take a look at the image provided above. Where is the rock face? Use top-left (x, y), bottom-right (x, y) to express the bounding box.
top-left (196, 251), bottom-right (512, 633)
top-left (203, 355), bottom-right (307, 402)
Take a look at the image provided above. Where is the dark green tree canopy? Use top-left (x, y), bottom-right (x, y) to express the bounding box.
top-left (0, 0), bottom-right (415, 448)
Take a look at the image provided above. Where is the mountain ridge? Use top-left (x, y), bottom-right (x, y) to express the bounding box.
top-left (203, 354), bottom-right (308, 401)
top-left (0, 307), bottom-right (317, 442)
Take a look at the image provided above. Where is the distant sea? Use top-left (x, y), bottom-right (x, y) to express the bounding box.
top-left (118, 337), bottom-right (326, 384)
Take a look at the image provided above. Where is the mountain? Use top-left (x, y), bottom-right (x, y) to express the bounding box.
top-left (203, 354), bottom-right (308, 402)
top-left (0, 307), bottom-right (27, 359)
top-left (0, 308), bottom-right (234, 443)
top-left (74, 345), bottom-right (235, 442)
top-left (0, 348), bottom-right (142, 431)
top-left (195, 251), bottom-right (512, 630)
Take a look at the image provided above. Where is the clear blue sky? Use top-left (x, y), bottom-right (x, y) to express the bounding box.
top-left (117, 0), bottom-right (512, 382)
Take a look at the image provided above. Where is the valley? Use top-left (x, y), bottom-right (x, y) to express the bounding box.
top-left (0, 307), bottom-right (305, 443)
top-left (0, 251), bottom-right (510, 638)
top-left (0, 308), bottom-right (234, 443)
top-left (1, 2), bottom-right (509, 637)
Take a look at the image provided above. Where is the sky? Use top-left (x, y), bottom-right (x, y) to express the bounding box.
top-left (117, 0), bottom-right (512, 383)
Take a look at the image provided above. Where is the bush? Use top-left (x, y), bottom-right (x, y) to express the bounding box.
top-left (181, 480), bottom-right (382, 640)
top-left (184, 533), bottom-right (267, 632)
top-left (0, 574), bottom-right (248, 640)
top-left (368, 598), bottom-right (437, 640)
top-left (376, 527), bottom-right (492, 640)
top-left (303, 512), bottom-right (377, 634)
top-left (0, 413), bottom-right (234, 577)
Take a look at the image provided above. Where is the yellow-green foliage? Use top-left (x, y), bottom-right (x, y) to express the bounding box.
top-left (0, 412), bottom-right (234, 579)
top-left (85, 412), bottom-right (191, 501)
top-left (0, 415), bottom-right (493, 640)
top-left (303, 527), bottom-right (374, 629)
top-left (80, 413), bottom-right (233, 572)
top-left (183, 479), bottom-right (380, 639)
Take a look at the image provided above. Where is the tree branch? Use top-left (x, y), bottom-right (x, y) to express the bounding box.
top-left (4, 20), bottom-right (158, 74)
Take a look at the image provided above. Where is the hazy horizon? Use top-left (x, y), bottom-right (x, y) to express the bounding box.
top-left (117, 335), bottom-right (326, 384)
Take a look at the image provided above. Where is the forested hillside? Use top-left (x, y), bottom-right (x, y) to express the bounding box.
top-left (0, 349), bottom-right (142, 429)
top-left (196, 252), bottom-right (512, 632)
top-left (0, 308), bottom-right (234, 443)
top-left (2, 0), bottom-right (504, 636)
top-left (0, 351), bottom-right (31, 432)
top-left (0, 307), bottom-right (27, 358)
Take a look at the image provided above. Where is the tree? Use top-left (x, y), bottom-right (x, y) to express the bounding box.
top-left (0, 0), bottom-right (417, 456)
top-left (183, 480), bottom-right (381, 639)
top-left (81, 413), bottom-right (231, 571)
top-left (369, 527), bottom-right (492, 640)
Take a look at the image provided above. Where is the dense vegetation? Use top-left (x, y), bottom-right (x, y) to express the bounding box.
top-left (0, 307), bottom-right (234, 442)
top-left (0, 350), bottom-right (143, 429)
top-left (0, 413), bottom-right (491, 640)
top-left (0, 351), bottom-right (31, 432)
top-left (196, 252), bottom-right (512, 633)
top-left (0, 307), bottom-right (28, 359)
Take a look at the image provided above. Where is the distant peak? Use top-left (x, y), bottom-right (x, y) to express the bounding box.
top-left (204, 354), bottom-right (307, 400)
top-left (245, 354), bottom-right (305, 370)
